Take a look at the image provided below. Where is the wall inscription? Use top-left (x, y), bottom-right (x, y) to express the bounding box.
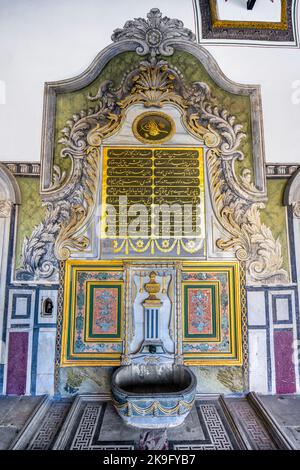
top-left (101, 147), bottom-right (206, 258)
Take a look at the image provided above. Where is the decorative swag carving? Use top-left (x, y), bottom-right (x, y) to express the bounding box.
top-left (16, 9), bottom-right (288, 285)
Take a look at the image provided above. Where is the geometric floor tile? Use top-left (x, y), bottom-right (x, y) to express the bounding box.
top-left (28, 400), bottom-right (73, 450)
top-left (53, 397), bottom-right (240, 450)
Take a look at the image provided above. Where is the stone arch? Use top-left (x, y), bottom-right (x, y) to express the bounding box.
top-left (0, 164), bottom-right (21, 380)
top-left (0, 163), bottom-right (21, 205)
top-left (17, 8), bottom-right (288, 286)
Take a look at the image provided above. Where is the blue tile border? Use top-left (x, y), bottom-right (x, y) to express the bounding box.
top-left (248, 325), bottom-right (267, 330)
top-left (30, 285), bottom-right (58, 395)
top-left (2, 205), bottom-right (16, 344)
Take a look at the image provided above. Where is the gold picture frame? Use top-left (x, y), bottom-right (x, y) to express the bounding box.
top-left (209, 0), bottom-right (288, 31)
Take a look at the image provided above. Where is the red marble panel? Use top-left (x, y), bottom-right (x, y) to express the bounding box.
top-left (6, 332), bottom-right (28, 395)
top-left (274, 329), bottom-right (296, 394)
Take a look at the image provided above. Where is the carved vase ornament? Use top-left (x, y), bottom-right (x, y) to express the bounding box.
top-left (143, 272), bottom-right (162, 306)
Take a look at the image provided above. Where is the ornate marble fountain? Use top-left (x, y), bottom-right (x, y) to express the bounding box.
top-left (112, 267), bottom-right (197, 428)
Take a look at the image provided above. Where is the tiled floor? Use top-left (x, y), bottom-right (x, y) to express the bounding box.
top-left (60, 400), bottom-right (239, 450)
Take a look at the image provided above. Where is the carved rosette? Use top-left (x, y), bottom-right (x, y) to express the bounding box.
top-left (17, 9), bottom-right (288, 285)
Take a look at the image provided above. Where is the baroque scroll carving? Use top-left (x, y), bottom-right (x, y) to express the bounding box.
top-left (184, 83), bottom-right (288, 284)
top-left (17, 8), bottom-right (288, 284)
top-left (0, 200), bottom-right (12, 218)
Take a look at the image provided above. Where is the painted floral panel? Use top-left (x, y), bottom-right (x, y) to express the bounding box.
top-left (187, 288), bottom-right (213, 335)
top-left (74, 270), bottom-right (123, 353)
top-left (91, 287), bottom-right (119, 335)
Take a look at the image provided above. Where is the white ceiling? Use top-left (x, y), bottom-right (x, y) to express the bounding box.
top-left (0, 0), bottom-right (299, 165)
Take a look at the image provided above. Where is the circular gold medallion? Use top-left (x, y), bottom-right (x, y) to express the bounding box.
top-left (132, 111), bottom-right (175, 144)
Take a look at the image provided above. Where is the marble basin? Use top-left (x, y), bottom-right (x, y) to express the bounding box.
top-left (111, 364), bottom-right (197, 428)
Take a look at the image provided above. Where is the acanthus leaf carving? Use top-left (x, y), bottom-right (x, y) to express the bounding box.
top-left (207, 147), bottom-right (288, 284)
top-left (54, 145), bottom-right (100, 262)
top-left (16, 201), bottom-right (69, 281)
top-left (184, 77), bottom-right (288, 284)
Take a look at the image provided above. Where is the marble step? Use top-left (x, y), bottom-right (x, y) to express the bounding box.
top-left (247, 392), bottom-right (296, 449)
top-left (53, 394), bottom-right (240, 450)
top-left (0, 395), bottom-right (44, 450)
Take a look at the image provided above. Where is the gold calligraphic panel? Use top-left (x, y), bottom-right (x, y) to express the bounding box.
top-left (101, 147), bottom-right (206, 258)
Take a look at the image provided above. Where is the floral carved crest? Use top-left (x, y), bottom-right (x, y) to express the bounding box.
top-left (16, 9), bottom-right (288, 285)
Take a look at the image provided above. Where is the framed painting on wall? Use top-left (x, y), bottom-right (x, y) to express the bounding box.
top-left (182, 261), bottom-right (243, 366)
